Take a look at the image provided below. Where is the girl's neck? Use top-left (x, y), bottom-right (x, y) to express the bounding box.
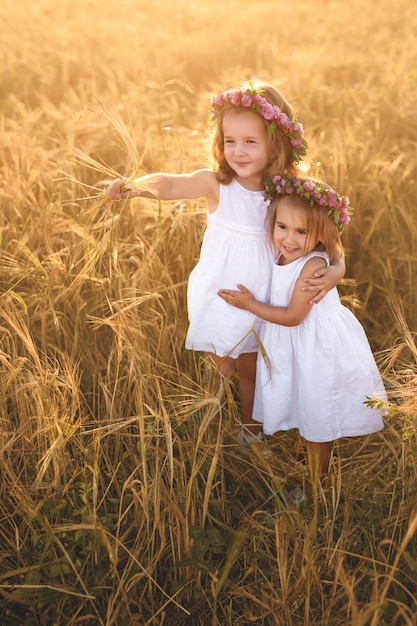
top-left (277, 251), bottom-right (310, 266)
top-left (277, 254), bottom-right (295, 266)
top-left (234, 175), bottom-right (264, 192)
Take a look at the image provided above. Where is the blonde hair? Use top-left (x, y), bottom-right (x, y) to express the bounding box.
top-left (269, 194), bottom-right (343, 263)
top-left (210, 79), bottom-right (304, 184)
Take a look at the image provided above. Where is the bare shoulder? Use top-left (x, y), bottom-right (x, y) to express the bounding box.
top-left (190, 169), bottom-right (219, 208)
top-left (191, 169), bottom-right (218, 190)
top-left (299, 255), bottom-right (328, 276)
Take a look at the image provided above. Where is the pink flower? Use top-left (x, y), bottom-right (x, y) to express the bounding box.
top-left (230, 91), bottom-right (241, 106)
top-left (211, 94), bottom-right (223, 106)
top-left (209, 88), bottom-right (307, 162)
top-left (261, 103), bottom-right (275, 120)
top-left (264, 175), bottom-right (353, 231)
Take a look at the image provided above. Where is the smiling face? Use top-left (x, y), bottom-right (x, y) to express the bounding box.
top-left (222, 110), bottom-right (270, 190)
top-left (273, 198), bottom-right (320, 264)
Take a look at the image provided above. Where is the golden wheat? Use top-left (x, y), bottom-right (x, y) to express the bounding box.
top-left (0, 0), bottom-right (416, 624)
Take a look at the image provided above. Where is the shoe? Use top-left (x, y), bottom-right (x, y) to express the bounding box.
top-left (237, 426), bottom-right (263, 445)
top-left (287, 487), bottom-right (307, 507)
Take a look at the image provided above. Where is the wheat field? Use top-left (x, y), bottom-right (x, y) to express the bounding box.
top-left (0, 0), bottom-right (417, 624)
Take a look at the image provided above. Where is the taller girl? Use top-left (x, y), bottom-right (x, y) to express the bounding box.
top-left (106, 79), bottom-right (345, 435)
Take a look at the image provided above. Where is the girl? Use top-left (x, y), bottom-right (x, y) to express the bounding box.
top-left (106, 80), bottom-right (345, 438)
top-left (218, 176), bottom-right (386, 501)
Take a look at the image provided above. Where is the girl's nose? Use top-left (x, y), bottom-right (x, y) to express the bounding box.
top-left (235, 143), bottom-right (247, 155)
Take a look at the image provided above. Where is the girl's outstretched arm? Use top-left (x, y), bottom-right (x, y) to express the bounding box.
top-left (301, 250), bottom-right (345, 304)
top-left (106, 169), bottom-right (218, 204)
top-left (218, 257), bottom-right (324, 326)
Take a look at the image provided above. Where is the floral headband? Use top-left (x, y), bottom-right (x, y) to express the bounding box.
top-left (210, 87), bottom-right (308, 163)
top-left (265, 175), bottom-right (353, 232)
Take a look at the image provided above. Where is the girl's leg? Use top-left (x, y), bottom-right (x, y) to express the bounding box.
top-left (203, 352), bottom-right (235, 399)
top-left (306, 440), bottom-right (333, 483)
top-left (236, 352), bottom-right (260, 435)
top-left (203, 352), bottom-right (261, 441)
top-left (287, 440), bottom-right (333, 506)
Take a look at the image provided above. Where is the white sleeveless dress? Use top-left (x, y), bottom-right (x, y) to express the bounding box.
top-left (253, 251), bottom-right (386, 441)
top-left (185, 179), bottom-right (275, 358)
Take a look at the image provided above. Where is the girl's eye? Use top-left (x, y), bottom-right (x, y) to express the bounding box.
top-left (298, 229), bottom-right (308, 235)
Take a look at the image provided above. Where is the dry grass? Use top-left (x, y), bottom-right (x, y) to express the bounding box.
top-left (0, 0), bottom-right (417, 624)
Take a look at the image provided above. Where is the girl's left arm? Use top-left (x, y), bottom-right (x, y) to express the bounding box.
top-left (301, 250), bottom-right (345, 304)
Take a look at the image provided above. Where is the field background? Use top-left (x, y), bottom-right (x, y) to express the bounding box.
top-left (0, 0), bottom-right (417, 624)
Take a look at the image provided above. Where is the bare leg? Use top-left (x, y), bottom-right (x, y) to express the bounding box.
top-left (236, 352), bottom-right (260, 435)
top-left (203, 352), bottom-right (235, 400)
top-left (203, 351), bottom-right (261, 439)
top-left (306, 440), bottom-right (332, 478)
top-left (287, 440), bottom-right (332, 506)
top-left (305, 440), bottom-right (332, 496)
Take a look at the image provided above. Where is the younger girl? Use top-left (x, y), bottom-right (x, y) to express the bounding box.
top-left (218, 176), bottom-right (386, 499)
top-left (106, 80), bottom-right (345, 436)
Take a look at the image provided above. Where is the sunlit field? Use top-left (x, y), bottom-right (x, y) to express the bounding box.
top-left (0, 0), bottom-right (417, 624)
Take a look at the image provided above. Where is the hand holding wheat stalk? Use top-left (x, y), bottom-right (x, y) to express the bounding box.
top-left (106, 178), bottom-right (141, 202)
top-left (57, 102), bottom-right (146, 215)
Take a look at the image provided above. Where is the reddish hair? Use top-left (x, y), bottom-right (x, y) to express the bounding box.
top-left (269, 195), bottom-right (343, 262)
top-left (209, 79), bottom-right (304, 184)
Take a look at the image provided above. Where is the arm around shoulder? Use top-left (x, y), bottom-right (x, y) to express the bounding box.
top-left (301, 248), bottom-right (345, 303)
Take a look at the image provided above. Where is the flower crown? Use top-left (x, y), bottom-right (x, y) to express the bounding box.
top-left (265, 175), bottom-right (353, 232)
top-left (210, 87), bottom-right (308, 163)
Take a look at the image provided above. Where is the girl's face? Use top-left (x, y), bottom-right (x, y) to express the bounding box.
top-left (273, 200), bottom-right (318, 264)
top-left (222, 110), bottom-right (269, 190)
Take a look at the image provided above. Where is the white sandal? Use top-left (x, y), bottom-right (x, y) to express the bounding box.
top-left (237, 426), bottom-right (263, 445)
top-left (287, 487), bottom-right (307, 507)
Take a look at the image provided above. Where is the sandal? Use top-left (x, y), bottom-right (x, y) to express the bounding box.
top-left (287, 487), bottom-right (307, 507)
top-left (237, 426), bottom-right (263, 445)
top-left (278, 486), bottom-right (308, 509)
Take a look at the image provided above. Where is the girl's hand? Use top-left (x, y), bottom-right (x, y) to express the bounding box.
top-left (106, 178), bottom-right (137, 201)
top-left (301, 264), bottom-right (341, 304)
top-left (218, 284), bottom-right (255, 310)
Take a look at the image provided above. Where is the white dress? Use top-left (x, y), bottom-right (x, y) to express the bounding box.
top-left (185, 179), bottom-right (275, 358)
top-left (253, 251), bottom-right (386, 442)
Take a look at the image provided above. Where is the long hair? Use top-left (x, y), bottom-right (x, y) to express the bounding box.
top-left (210, 79), bottom-right (304, 184)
